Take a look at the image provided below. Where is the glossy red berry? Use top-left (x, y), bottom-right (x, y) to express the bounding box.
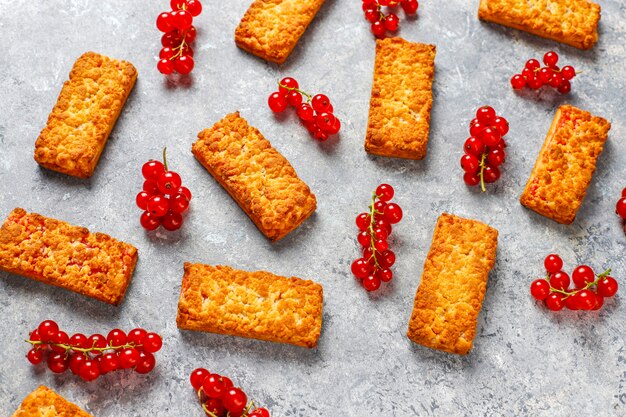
top-left (174, 55), bottom-right (194, 74)
top-left (363, 274), bottom-right (382, 291)
top-left (401, 0), bottom-right (419, 14)
top-left (561, 65), bottom-right (576, 80)
top-left (147, 195), bottom-right (170, 217)
top-left (186, 0), bottom-right (203, 16)
top-left (545, 293), bottom-right (565, 311)
top-left (527, 76), bottom-right (543, 90)
top-left (100, 353), bottom-right (120, 374)
top-left (530, 279), bottom-right (550, 301)
top-left (544, 254), bottom-right (563, 274)
top-left (140, 211), bottom-right (161, 231)
top-left (616, 198), bottom-right (626, 219)
top-left (268, 92), bottom-right (288, 113)
top-left (597, 276), bottom-right (618, 297)
top-left (190, 368), bottom-right (210, 390)
top-left (142, 333), bottom-right (163, 353)
top-left (27, 349), bottom-right (44, 365)
top-left (464, 137), bottom-right (485, 156)
top-left (127, 328), bottom-right (147, 346)
top-left (351, 258), bottom-right (371, 279)
top-left (461, 154), bottom-right (480, 173)
top-left (118, 348), bottom-right (140, 369)
top-left (184, 26), bottom-right (197, 43)
top-left (156, 12), bottom-right (174, 32)
top-left (572, 265), bottom-right (595, 288)
top-left (480, 127), bottom-right (501, 148)
top-left (47, 352), bottom-right (69, 373)
top-left (476, 106), bottom-right (496, 124)
top-left (543, 51), bottom-right (559, 67)
top-left (87, 334), bottom-right (107, 350)
top-left (463, 172), bottom-right (480, 186)
top-left (107, 329), bottom-right (127, 347)
top-left (170, 193), bottom-right (190, 213)
top-left (157, 58), bottom-right (175, 75)
top-left (38, 320), bottom-right (59, 341)
top-left (493, 117), bottom-right (509, 136)
top-left (69, 353), bottom-right (87, 375)
top-left (525, 59), bottom-right (541, 71)
top-left (135, 351), bottom-right (156, 374)
top-left (384, 14), bottom-right (399, 31)
top-left (549, 271), bottom-right (570, 291)
top-left (487, 149), bottom-right (505, 167)
top-left (576, 289), bottom-right (597, 310)
top-left (69, 333), bottom-right (89, 349)
top-left (356, 213), bottom-right (371, 231)
top-left (510, 74), bottom-right (526, 90)
top-left (79, 360), bottom-right (101, 381)
top-left (223, 388), bottom-right (248, 413)
top-left (279, 77), bottom-right (299, 95)
top-left (365, 8), bottom-right (380, 23)
top-left (157, 171), bottom-right (182, 195)
top-left (136, 191), bottom-right (151, 210)
top-left (249, 408), bottom-right (271, 417)
top-left (482, 165), bottom-right (500, 183)
top-left (383, 203), bottom-right (403, 224)
top-left (162, 211), bottom-right (183, 231)
top-left (371, 20), bottom-right (386, 37)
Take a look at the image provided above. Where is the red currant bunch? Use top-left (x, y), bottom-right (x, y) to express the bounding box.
top-left (616, 187), bottom-right (626, 234)
top-left (25, 320), bottom-right (162, 381)
top-left (351, 184), bottom-right (403, 292)
top-left (530, 254), bottom-right (619, 312)
top-left (156, 0), bottom-right (202, 75)
top-left (268, 77), bottom-right (341, 142)
top-left (510, 51), bottom-right (576, 94)
top-left (362, 0), bottom-right (418, 38)
top-left (461, 106), bottom-right (508, 191)
top-left (190, 368), bottom-right (270, 417)
top-left (137, 148), bottom-right (192, 232)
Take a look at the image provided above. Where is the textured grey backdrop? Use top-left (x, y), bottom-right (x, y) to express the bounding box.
top-left (0, 0), bottom-right (625, 416)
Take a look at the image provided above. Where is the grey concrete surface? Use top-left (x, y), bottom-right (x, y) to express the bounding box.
top-left (0, 0), bottom-right (625, 416)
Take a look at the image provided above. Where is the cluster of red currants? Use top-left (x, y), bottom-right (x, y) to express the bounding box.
top-left (361, 0), bottom-right (418, 38)
top-left (156, 0), bottom-right (202, 75)
top-left (25, 320), bottom-right (162, 381)
top-left (616, 187), bottom-right (626, 233)
top-left (268, 77), bottom-right (341, 142)
top-left (511, 51), bottom-right (576, 94)
top-left (530, 254), bottom-right (619, 311)
top-left (136, 149), bottom-right (192, 231)
top-left (351, 184), bottom-right (403, 291)
top-left (461, 106), bottom-right (508, 191)
top-left (190, 368), bottom-right (270, 417)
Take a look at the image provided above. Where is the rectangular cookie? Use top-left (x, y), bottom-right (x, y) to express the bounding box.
top-left (365, 38), bottom-right (436, 160)
top-left (192, 112), bottom-right (317, 241)
top-left (34, 51), bottom-right (137, 178)
top-left (12, 386), bottom-right (93, 417)
top-left (176, 263), bottom-right (324, 348)
top-left (407, 213), bottom-right (498, 355)
top-left (478, 0), bottom-right (601, 50)
top-left (235, 0), bottom-right (326, 64)
top-left (520, 105), bottom-right (610, 225)
top-left (0, 208), bottom-right (138, 305)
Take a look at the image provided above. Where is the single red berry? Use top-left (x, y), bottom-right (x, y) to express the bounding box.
top-left (161, 30), bottom-right (182, 47)
top-left (69, 353), bottom-right (87, 375)
top-left (363, 0), bottom-right (377, 11)
top-left (592, 294), bottom-right (604, 310)
top-left (135, 351), bottom-right (156, 374)
top-left (461, 154), bottom-right (480, 173)
top-left (365, 8), bottom-right (380, 23)
top-left (374, 238), bottom-right (388, 253)
top-left (560, 65), bottom-right (575, 80)
top-left (616, 198), bottom-right (626, 219)
top-left (128, 328), bottom-right (147, 346)
top-left (249, 408), bottom-right (271, 417)
top-left (536, 67), bottom-right (552, 84)
top-left (357, 231), bottom-right (371, 247)
top-left (493, 117), bottom-right (509, 136)
top-left (179, 44), bottom-right (194, 57)
top-left (100, 352), bottom-right (120, 374)
top-left (565, 294), bottom-right (580, 310)
top-left (401, 0), bottom-right (418, 14)
top-left (549, 271), bottom-right (570, 291)
top-left (373, 227), bottom-right (388, 241)
top-left (203, 374), bottom-right (228, 399)
top-left (190, 368), bottom-right (210, 390)
top-left (142, 333), bottom-right (163, 353)
top-left (597, 276), bottom-right (618, 297)
top-left (383, 203), bottom-right (403, 224)
top-left (174, 55), bottom-right (194, 74)
top-left (37, 320), bottom-right (59, 341)
top-left (482, 165), bottom-right (500, 183)
top-left (140, 211), bottom-right (161, 231)
top-left (287, 91), bottom-right (303, 107)
top-left (557, 79), bottom-right (571, 94)
top-left (107, 329), bottom-right (127, 347)
top-left (47, 352), bottom-right (69, 373)
top-left (576, 289), bottom-right (597, 310)
top-left (143, 180), bottom-right (160, 194)
top-left (69, 333), bottom-right (89, 349)
top-left (186, 0), bottom-right (203, 16)
top-left (170, 0), bottom-right (186, 10)
top-left (174, 10), bottom-right (193, 30)
top-left (544, 254), bottom-right (563, 274)
top-left (463, 172), bottom-right (480, 186)
top-left (371, 20), bottom-right (386, 37)
top-left (543, 51), bottom-right (559, 67)
top-left (549, 72), bottom-right (563, 88)
top-left (162, 211), bottom-right (183, 231)
top-left (223, 388), bottom-right (248, 413)
top-left (87, 334), bottom-right (107, 350)
top-left (480, 127), bottom-right (501, 148)
top-left (545, 293), bottom-right (565, 311)
top-left (530, 279), bottom-right (550, 300)
top-left (379, 250), bottom-right (395, 268)
top-left (278, 77), bottom-right (299, 95)
top-left (464, 137), bottom-right (485, 156)
top-left (527, 76), bottom-right (543, 90)
top-left (376, 268), bottom-right (393, 282)
top-left (313, 129), bottom-right (329, 142)
top-left (297, 103), bottom-right (315, 121)
top-left (147, 195), bottom-right (170, 217)
top-left (572, 265), bottom-right (595, 288)
top-left (356, 213), bottom-right (371, 231)
top-left (157, 171), bottom-right (182, 195)
top-left (118, 348), bottom-right (140, 369)
top-left (511, 74), bottom-right (526, 90)
top-left (376, 184), bottom-right (394, 202)
top-left (316, 112), bottom-right (337, 133)
top-left (50, 331), bottom-right (69, 353)
top-left (183, 26), bottom-right (197, 43)
top-left (311, 94), bottom-right (332, 113)
top-left (525, 59), bottom-right (541, 71)
top-left (136, 191), bottom-right (151, 210)
top-left (79, 360), bottom-right (101, 381)
top-left (363, 275), bottom-right (381, 291)
top-left (170, 193), bottom-right (190, 213)
top-left (176, 186), bottom-right (192, 201)
top-left (374, 218), bottom-right (392, 234)
top-left (326, 117), bottom-right (341, 135)
top-left (384, 14), bottom-right (399, 31)
top-left (351, 258), bottom-right (371, 279)
top-left (469, 120), bottom-right (485, 138)
top-left (156, 12), bottom-right (174, 32)
top-left (268, 92), bottom-right (288, 113)
top-left (205, 399), bottom-right (226, 416)
top-left (373, 200), bottom-right (387, 213)
top-left (27, 349), bottom-right (44, 365)
top-left (487, 149), bottom-right (505, 167)
top-left (476, 106), bottom-right (496, 124)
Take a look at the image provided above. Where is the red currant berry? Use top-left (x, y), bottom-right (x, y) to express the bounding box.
top-left (463, 172), bottom-right (480, 186)
top-left (545, 293), bottom-right (565, 311)
top-left (379, 0), bottom-right (390, 5)
top-left (118, 348), bottom-right (140, 369)
top-left (106, 329), bottom-right (127, 347)
top-left (205, 399), bottom-right (226, 416)
top-left (268, 92), bottom-right (288, 113)
top-left (597, 276), bottom-right (618, 297)
top-left (79, 360), bottom-right (101, 381)
top-left (296, 103), bottom-right (314, 121)
top-left (511, 74), bottom-right (526, 90)
top-left (159, 46), bottom-right (176, 59)
top-left (157, 171), bottom-right (182, 195)
top-left (47, 352), bottom-right (69, 373)
top-left (316, 112), bottom-right (337, 133)
top-left (135, 351), bottom-right (156, 374)
top-left (461, 154), bottom-right (480, 173)
top-left (140, 211), bottom-right (161, 231)
top-left (128, 328), bottom-right (147, 346)
top-left (143, 180), bottom-right (159, 194)
top-left (537, 67), bottom-right (552, 84)
top-left (99, 352), bottom-right (119, 374)
top-left (365, 8), bottom-right (379, 23)
top-left (27, 349), bottom-right (44, 365)
top-left (351, 258), bottom-right (371, 279)
top-left (527, 76), bottom-right (543, 90)
top-left (142, 333), bottom-right (163, 353)
top-left (376, 268), bottom-right (393, 282)
top-left (186, 0), bottom-right (203, 16)
top-left (278, 77), bottom-right (298, 95)
top-left (136, 191), bottom-right (151, 210)
top-left (202, 374), bottom-right (228, 399)
top-left (556, 79), bottom-right (571, 94)
top-left (572, 265), bottom-right (595, 288)
top-left (363, 274), bottom-right (381, 291)
top-left (544, 254), bottom-right (563, 274)
top-left (87, 334), bottom-right (107, 350)
top-left (561, 65), bottom-right (575, 80)
top-left (156, 12), bottom-right (174, 32)
top-left (38, 320), bottom-right (59, 341)
top-left (576, 289), bottom-right (597, 310)
top-left (356, 213), bottom-right (371, 231)
top-left (593, 294), bottom-right (604, 310)
top-left (357, 231), bottom-right (371, 247)
top-left (549, 72), bottom-right (563, 88)
top-left (480, 127), bottom-right (501, 148)
top-left (383, 203), bottom-right (403, 224)
top-left (401, 0), bottom-right (418, 14)
top-left (170, 0), bottom-right (186, 9)
top-left (373, 227), bottom-right (388, 241)
top-left (174, 55), bottom-right (194, 74)
top-left (476, 106), bottom-right (496, 124)
top-left (190, 368), bottom-right (210, 390)
top-left (142, 160), bottom-right (165, 180)
top-left (162, 211), bottom-right (183, 231)
top-left (464, 137), bottom-right (485, 156)
top-left (222, 388), bottom-right (247, 413)
top-left (313, 129), bottom-right (329, 142)
top-left (371, 20), bottom-right (386, 37)
top-left (493, 117), bottom-right (509, 136)
top-left (549, 271), bottom-right (570, 291)
top-left (380, 250), bottom-right (395, 268)
top-left (249, 408), bottom-right (271, 417)
top-left (69, 353), bottom-right (87, 375)
top-left (170, 193), bottom-right (190, 213)
top-left (374, 238), bottom-right (388, 253)
top-left (565, 294), bottom-right (580, 310)
top-left (363, 0), bottom-right (377, 11)
top-left (176, 186), bottom-right (192, 201)
top-left (530, 279), bottom-right (550, 300)
top-left (482, 165), bottom-right (500, 183)
top-left (376, 184), bottom-right (394, 202)
top-left (287, 91), bottom-right (302, 107)
top-left (616, 198), bottom-right (626, 219)
top-left (69, 333), bottom-right (89, 349)
top-left (161, 30), bottom-right (182, 47)
top-left (384, 14), bottom-right (399, 31)
top-left (487, 149), bottom-right (505, 167)
top-left (326, 116), bottom-right (341, 135)
top-left (51, 331), bottom-right (69, 353)
top-left (525, 59), bottom-right (541, 71)
top-left (469, 120), bottom-right (485, 138)
top-left (373, 200), bottom-right (387, 214)
top-left (147, 195), bottom-right (170, 217)
top-left (543, 51), bottom-right (559, 67)
top-left (174, 10), bottom-right (193, 30)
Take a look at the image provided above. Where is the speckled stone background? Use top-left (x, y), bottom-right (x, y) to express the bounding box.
top-left (0, 0), bottom-right (625, 416)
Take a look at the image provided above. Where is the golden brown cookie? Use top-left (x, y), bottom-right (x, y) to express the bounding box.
top-left (12, 386), bottom-right (93, 417)
top-left (176, 263), bottom-right (324, 348)
top-left (520, 105), bottom-right (610, 224)
top-left (0, 208), bottom-right (138, 305)
top-left (34, 52), bottom-right (137, 178)
top-left (234, 0), bottom-right (326, 64)
top-left (192, 112), bottom-right (316, 241)
top-left (478, 0), bottom-right (601, 50)
top-left (365, 38), bottom-right (436, 160)
top-left (407, 213), bottom-right (498, 355)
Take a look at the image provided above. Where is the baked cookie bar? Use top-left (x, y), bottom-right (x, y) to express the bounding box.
top-left (176, 263), bottom-right (324, 348)
top-left (407, 213), bottom-right (498, 355)
top-left (34, 52), bottom-right (137, 178)
top-left (235, 0), bottom-right (326, 64)
top-left (12, 386), bottom-right (93, 417)
top-left (520, 105), bottom-right (610, 224)
top-left (192, 112), bottom-right (316, 241)
top-left (365, 38), bottom-right (436, 160)
top-left (478, 0), bottom-right (601, 50)
top-left (0, 208), bottom-right (138, 305)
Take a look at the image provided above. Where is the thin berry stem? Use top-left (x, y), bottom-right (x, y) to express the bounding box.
top-left (545, 268), bottom-right (611, 299)
top-left (169, 31), bottom-right (190, 61)
top-left (277, 82), bottom-right (312, 102)
top-left (26, 339), bottom-right (140, 354)
top-left (163, 147), bottom-right (168, 171)
top-left (479, 153), bottom-right (487, 193)
top-left (366, 191), bottom-right (382, 268)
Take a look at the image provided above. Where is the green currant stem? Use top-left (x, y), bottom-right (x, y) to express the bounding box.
top-left (546, 268), bottom-right (611, 299)
top-left (366, 191), bottom-right (382, 269)
top-left (479, 153), bottom-right (487, 193)
top-left (26, 339), bottom-right (140, 356)
top-left (277, 82), bottom-right (312, 103)
top-left (163, 147), bottom-right (168, 171)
